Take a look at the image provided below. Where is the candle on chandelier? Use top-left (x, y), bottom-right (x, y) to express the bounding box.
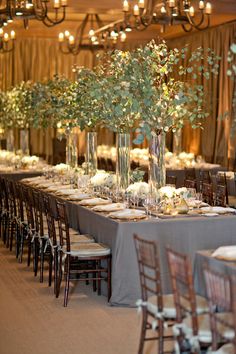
top-left (64, 30), bottom-right (70, 38)
top-left (169, 0), bottom-right (175, 8)
top-left (61, 0), bottom-right (67, 6)
top-left (189, 6), bottom-right (195, 16)
top-left (10, 30), bottom-right (16, 39)
top-left (69, 35), bottom-right (75, 45)
top-left (3, 33), bottom-right (9, 42)
top-left (120, 32), bottom-right (126, 42)
top-left (138, 0), bottom-right (145, 9)
top-left (89, 29), bottom-right (95, 37)
top-left (0, 28), bottom-right (3, 37)
top-left (58, 32), bottom-right (64, 42)
top-left (199, 1), bottom-right (205, 9)
top-left (54, 0), bottom-right (60, 9)
top-left (161, 5), bottom-right (167, 13)
top-left (123, 0), bottom-right (129, 12)
top-left (205, 2), bottom-right (212, 14)
top-left (133, 4), bottom-right (140, 16)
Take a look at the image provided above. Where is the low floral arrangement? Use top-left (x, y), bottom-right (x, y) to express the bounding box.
top-left (157, 186), bottom-right (188, 200)
top-left (90, 171), bottom-right (116, 188)
top-left (126, 182), bottom-right (150, 198)
top-left (21, 155), bottom-right (39, 167)
top-left (52, 163), bottom-right (71, 175)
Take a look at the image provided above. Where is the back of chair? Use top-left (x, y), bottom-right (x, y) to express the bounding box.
top-left (166, 175), bottom-right (177, 187)
top-left (185, 168), bottom-right (196, 181)
top-left (43, 194), bottom-right (57, 246)
top-left (133, 234), bottom-right (163, 310)
top-left (166, 247), bottom-right (198, 333)
top-left (216, 173), bottom-right (228, 205)
top-left (55, 200), bottom-right (70, 252)
top-left (32, 189), bottom-right (44, 236)
top-left (202, 182), bottom-right (214, 205)
top-left (203, 266), bottom-right (236, 351)
top-left (184, 179), bottom-right (197, 190)
top-left (21, 185), bottom-right (35, 230)
top-left (200, 170), bottom-right (212, 183)
top-left (215, 184), bottom-right (226, 207)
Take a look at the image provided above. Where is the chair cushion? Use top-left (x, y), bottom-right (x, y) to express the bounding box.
top-left (70, 234), bottom-right (95, 243)
top-left (183, 312), bottom-right (234, 344)
top-left (63, 242), bottom-right (111, 257)
top-left (147, 294), bottom-right (209, 319)
top-left (213, 343), bottom-right (235, 354)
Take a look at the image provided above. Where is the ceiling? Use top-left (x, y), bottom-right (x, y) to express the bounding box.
top-left (4, 0), bottom-right (236, 43)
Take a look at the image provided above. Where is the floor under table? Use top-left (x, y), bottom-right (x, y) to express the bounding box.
top-left (0, 242), bottom-right (174, 354)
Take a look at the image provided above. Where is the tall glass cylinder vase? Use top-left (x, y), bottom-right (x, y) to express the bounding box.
top-left (148, 132), bottom-right (166, 193)
top-left (20, 129), bottom-right (30, 155)
top-left (116, 133), bottom-right (130, 191)
top-left (86, 131), bottom-right (97, 176)
top-left (66, 129), bottom-right (78, 168)
top-left (173, 129), bottom-right (182, 155)
top-left (6, 129), bottom-right (14, 152)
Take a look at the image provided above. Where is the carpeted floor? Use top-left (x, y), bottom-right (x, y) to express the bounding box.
top-left (0, 242), bottom-right (162, 354)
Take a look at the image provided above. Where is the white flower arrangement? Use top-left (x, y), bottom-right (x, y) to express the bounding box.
top-left (53, 163), bottom-right (70, 174)
top-left (126, 182), bottom-right (150, 197)
top-left (21, 155), bottom-right (39, 166)
top-left (90, 171), bottom-right (115, 187)
top-left (157, 186), bottom-right (188, 200)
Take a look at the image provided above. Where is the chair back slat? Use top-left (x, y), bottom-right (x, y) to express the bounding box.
top-left (202, 182), bottom-right (214, 205)
top-left (55, 200), bottom-right (71, 252)
top-left (43, 194), bottom-right (57, 246)
top-left (134, 234), bottom-right (163, 309)
top-left (166, 247), bottom-right (198, 333)
top-left (203, 266), bottom-right (236, 351)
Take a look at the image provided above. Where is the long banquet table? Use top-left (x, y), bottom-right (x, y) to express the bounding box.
top-left (32, 187), bottom-right (236, 307)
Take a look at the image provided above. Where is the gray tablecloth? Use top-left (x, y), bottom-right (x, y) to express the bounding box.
top-left (56, 198), bottom-right (236, 306)
top-left (194, 250), bottom-right (236, 297)
top-left (0, 170), bottom-right (43, 181)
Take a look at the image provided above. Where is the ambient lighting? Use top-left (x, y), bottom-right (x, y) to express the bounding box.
top-left (0, 0), bottom-right (68, 29)
top-left (122, 0), bottom-right (212, 32)
top-left (59, 13), bottom-right (126, 56)
top-left (0, 28), bottom-right (15, 53)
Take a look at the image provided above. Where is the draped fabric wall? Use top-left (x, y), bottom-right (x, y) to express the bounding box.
top-left (167, 21), bottom-right (236, 169)
top-left (0, 22), bottom-right (236, 168)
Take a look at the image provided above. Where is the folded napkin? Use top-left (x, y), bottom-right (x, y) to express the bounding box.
top-left (201, 206), bottom-right (236, 214)
top-left (212, 246), bottom-right (236, 260)
top-left (56, 189), bottom-right (79, 195)
top-left (78, 198), bottom-right (111, 206)
top-left (109, 209), bottom-right (146, 220)
top-left (92, 203), bottom-right (126, 212)
top-left (68, 193), bottom-right (91, 201)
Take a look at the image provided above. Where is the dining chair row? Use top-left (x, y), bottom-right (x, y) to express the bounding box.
top-left (134, 234), bottom-right (236, 354)
top-left (0, 177), bottom-right (112, 307)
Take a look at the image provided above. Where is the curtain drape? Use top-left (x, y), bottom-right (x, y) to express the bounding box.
top-left (167, 21), bottom-right (236, 169)
top-left (1, 23), bottom-right (236, 168)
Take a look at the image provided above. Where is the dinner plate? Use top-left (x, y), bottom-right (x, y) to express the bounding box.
top-left (203, 213), bottom-right (219, 217)
top-left (212, 246), bottom-right (236, 261)
top-left (56, 189), bottom-right (79, 195)
top-left (108, 209), bottom-right (146, 220)
top-left (78, 198), bottom-right (111, 206)
top-left (92, 203), bottom-right (126, 212)
top-left (201, 206), bottom-right (236, 214)
top-left (68, 193), bottom-right (91, 201)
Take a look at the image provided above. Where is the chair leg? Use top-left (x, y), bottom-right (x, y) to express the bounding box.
top-left (158, 320), bottom-right (164, 354)
top-left (48, 253), bottom-right (53, 287)
top-left (27, 237), bottom-right (32, 267)
top-left (138, 310), bottom-right (148, 354)
top-left (64, 256), bottom-right (70, 307)
top-left (9, 221), bottom-right (15, 252)
top-left (56, 252), bottom-right (62, 298)
top-left (97, 260), bottom-right (101, 296)
top-left (40, 241), bottom-right (44, 283)
top-left (33, 240), bottom-right (39, 276)
top-left (107, 256), bottom-right (112, 301)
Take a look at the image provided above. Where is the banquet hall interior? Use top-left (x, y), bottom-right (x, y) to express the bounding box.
top-left (1, 1), bottom-right (236, 354)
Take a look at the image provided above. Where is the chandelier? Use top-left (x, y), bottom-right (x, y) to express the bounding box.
top-left (122, 0), bottom-right (212, 32)
top-left (58, 13), bottom-right (124, 56)
top-left (0, 0), bottom-right (67, 29)
top-left (0, 27), bottom-right (15, 52)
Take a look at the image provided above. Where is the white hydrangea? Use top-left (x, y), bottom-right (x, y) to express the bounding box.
top-left (126, 182), bottom-right (150, 197)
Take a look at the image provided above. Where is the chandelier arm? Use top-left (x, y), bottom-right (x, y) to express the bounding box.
top-left (95, 14), bottom-right (104, 29)
top-left (43, 7), bottom-right (66, 26)
top-left (181, 23), bottom-right (193, 32)
top-left (58, 42), bottom-right (72, 55)
top-left (34, 0), bottom-right (47, 21)
top-left (185, 11), bottom-right (209, 29)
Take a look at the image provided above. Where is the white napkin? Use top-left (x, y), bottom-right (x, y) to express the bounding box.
top-left (109, 209), bottom-right (146, 219)
top-left (201, 206), bottom-right (236, 214)
top-left (69, 193), bottom-right (91, 200)
top-left (212, 246), bottom-right (236, 260)
top-left (79, 198), bottom-right (111, 206)
top-left (92, 203), bottom-right (126, 212)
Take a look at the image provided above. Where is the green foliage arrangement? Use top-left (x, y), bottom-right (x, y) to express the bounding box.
top-left (97, 40), bottom-right (220, 143)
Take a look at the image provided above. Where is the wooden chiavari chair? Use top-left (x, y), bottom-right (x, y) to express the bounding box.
top-left (184, 179), bottom-right (197, 190)
top-left (202, 182), bottom-right (214, 206)
top-left (215, 184), bottom-right (227, 207)
top-left (166, 175), bottom-right (177, 187)
top-left (134, 234), bottom-right (176, 354)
